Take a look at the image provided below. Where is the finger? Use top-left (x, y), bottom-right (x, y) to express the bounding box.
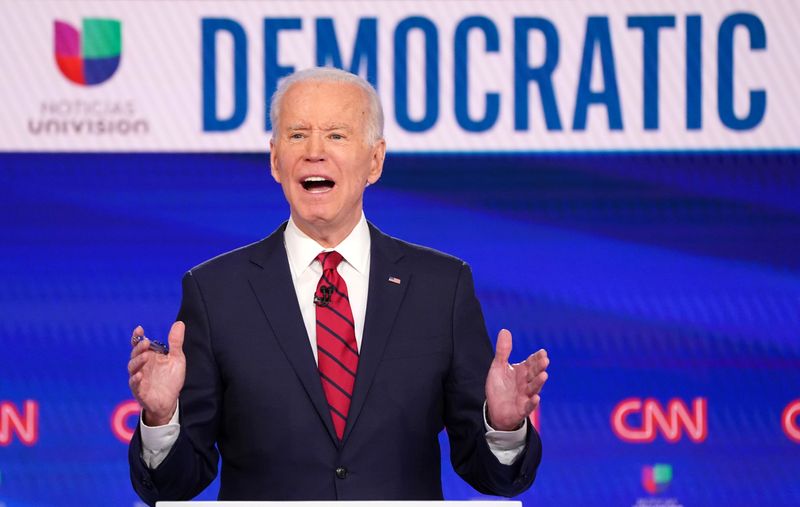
top-left (167, 321), bottom-right (186, 357)
top-left (129, 371), bottom-right (143, 392)
top-left (130, 337), bottom-right (151, 360)
top-left (128, 351), bottom-right (153, 376)
top-left (131, 336), bottom-right (150, 359)
top-left (526, 371), bottom-right (549, 395)
top-left (493, 329), bottom-right (513, 365)
top-left (522, 397), bottom-right (536, 416)
top-left (526, 348), bottom-right (547, 366)
top-left (524, 350), bottom-right (550, 379)
top-left (130, 325), bottom-right (144, 352)
top-left (536, 349), bottom-right (549, 370)
top-left (131, 325), bottom-right (145, 345)
top-left (520, 394), bottom-right (540, 417)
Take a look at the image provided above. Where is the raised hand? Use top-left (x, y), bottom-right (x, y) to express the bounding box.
top-left (485, 329), bottom-right (549, 431)
top-left (128, 321), bottom-right (186, 426)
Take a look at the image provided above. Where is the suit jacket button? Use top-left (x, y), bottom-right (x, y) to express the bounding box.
top-left (335, 467), bottom-right (348, 479)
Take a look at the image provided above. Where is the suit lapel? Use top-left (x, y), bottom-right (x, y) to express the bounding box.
top-left (342, 223), bottom-right (410, 443)
top-left (247, 224), bottom-right (339, 444)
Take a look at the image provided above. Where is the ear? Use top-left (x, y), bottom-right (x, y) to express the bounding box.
top-left (269, 138), bottom-right (281, 183)
top-left (366, 138), bottom-right (386, 185)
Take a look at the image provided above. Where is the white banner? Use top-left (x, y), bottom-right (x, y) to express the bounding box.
top-left (0, 0), bottom-right (798, 152)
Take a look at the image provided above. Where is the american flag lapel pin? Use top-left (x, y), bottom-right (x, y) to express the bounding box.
top-left (388, 276), bottom-right (401, 285)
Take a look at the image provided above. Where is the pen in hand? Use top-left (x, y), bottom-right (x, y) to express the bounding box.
top-left (131, 334), bottom-right (169, 355)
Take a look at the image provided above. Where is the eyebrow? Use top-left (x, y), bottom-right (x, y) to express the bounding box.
top-left (322, 123), bottom-right (352, 131)
top-left (285, 123), bottom-right (353, 132)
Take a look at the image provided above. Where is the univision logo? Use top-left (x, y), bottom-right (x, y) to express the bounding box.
top-left (642, 463), bottom-right (672, 495)
top-left (54, 18), bottom-right (121, 86)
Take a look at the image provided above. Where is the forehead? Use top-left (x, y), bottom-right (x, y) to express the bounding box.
top-left (279, 80), bottom-right (370, 128)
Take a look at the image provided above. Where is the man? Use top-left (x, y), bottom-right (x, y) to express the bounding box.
top-left (127, 67), bottom-right (549, 505)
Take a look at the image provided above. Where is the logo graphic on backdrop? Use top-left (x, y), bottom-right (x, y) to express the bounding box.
top-left (642, 464), bottom-right (672, 494)
top-left (54, 18), bottom-right (122, 86)
top-left (111, 400), bottom-right (141, 444)
top-left (611, 397), bottom-right (708, 443)
top-left (0, 400), bottom-right (39, 446)
top-left (782, 399), bottom-right (800, 443)
top-left (633, 464), bottom-right (684, 507)
top-left (25, 17), bottom-right (149, 138)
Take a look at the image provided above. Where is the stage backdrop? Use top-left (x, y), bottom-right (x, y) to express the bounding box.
top-left (1, 1), bottom-right (799, 506)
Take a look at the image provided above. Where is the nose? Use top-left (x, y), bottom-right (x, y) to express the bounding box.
top-left (304, 131), bottom-right (325, 161)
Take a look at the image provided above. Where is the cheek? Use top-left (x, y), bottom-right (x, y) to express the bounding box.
top-left (344, 153), bottom-right (376, 181)
top-left (270, 165), bottom-right (282, 183)
top-left (273, 153), bottom-right (301, 183)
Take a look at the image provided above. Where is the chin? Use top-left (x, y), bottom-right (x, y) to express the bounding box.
top-left (294, 210), bottom-right (337, 228)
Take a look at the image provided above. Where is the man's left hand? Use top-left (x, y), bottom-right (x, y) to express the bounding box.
top-left (485, 329), bottom-right (549, 431)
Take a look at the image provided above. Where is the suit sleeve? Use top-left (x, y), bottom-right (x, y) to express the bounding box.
top-left (128, 270), bottom-right (222, 506)
top-left (443, 262), bottom-right (542, 497)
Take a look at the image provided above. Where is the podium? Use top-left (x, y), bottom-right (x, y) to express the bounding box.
top-left (158, 502), bottom-right (521, 507)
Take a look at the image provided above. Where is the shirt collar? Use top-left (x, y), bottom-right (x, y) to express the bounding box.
top-left (284, 213), bottom-right (371, 279)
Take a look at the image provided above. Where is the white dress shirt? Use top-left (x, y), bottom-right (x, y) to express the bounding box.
top-left (141, 214), bottom-right (526, 468)
top-left (284, 213), bottom-right (370, 359)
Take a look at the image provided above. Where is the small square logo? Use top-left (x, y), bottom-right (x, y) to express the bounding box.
top-left (642, 463), bottom-right (672, 495)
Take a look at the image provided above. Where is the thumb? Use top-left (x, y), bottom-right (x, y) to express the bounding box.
top-left (493, 328), bottom-right (512, 365)
top-left (168, 321), bottom-right (186, 357)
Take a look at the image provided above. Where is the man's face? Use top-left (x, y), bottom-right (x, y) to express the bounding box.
top-left (270, 80), bottom-right (385, 244)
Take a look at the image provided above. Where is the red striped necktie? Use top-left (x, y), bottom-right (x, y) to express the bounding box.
top-left (314, 251), bottom-right (359, 440)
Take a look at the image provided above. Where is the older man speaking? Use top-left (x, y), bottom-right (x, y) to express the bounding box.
top-left (127, 67), bottom-right (549, 505)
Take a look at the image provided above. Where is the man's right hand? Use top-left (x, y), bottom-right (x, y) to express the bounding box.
top-left (128, 321), bottom-right (187, 426)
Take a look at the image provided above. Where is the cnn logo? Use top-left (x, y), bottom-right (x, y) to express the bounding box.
top-left (0, 400), bottom-right (39, 446)
top-left (782, 399), bottom-right (800, 444)
top-left (611, 397), bottom-right (707, 443)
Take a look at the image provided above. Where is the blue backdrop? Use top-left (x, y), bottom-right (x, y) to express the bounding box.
top-left (1, 151), bottom-right (799, 506)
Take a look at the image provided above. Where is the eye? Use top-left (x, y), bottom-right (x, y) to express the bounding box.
top-left (330, 133), bottom-right (345, 140)
top-left (289, 132), bottom-right (304, 140)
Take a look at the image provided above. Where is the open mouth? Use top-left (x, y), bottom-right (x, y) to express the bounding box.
top-left (301, 176), bottom-right (335, 192)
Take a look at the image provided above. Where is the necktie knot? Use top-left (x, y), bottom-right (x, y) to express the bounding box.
top-left (317, 251), bottom-right (344, 272)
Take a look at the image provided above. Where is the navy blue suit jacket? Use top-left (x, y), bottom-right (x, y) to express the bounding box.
top-left (129, 222), bottom-right (541, 504)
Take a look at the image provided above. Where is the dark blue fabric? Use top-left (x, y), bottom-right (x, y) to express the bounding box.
top-left (127, 222), bottom-right (541, 504)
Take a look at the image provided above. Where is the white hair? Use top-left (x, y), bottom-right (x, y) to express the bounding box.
top-left (270, 67), bottom-right (384, 145)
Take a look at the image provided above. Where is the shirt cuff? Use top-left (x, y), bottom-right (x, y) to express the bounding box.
top-left (140, 402), bottom-right (180, 470)
top-left (483, 401), bottom-right (527, 465)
